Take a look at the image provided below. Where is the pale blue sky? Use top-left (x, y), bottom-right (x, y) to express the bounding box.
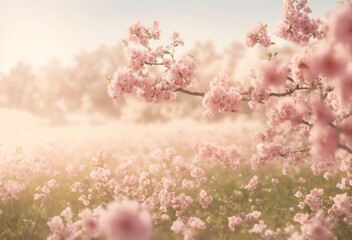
top-left (0, 0), bottom-right (338, 73)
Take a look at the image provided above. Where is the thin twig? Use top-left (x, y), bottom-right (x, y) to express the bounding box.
top-left (339, 143), bottom-right (352, 154)
top-left (269, 84), bottom-right (310, 97)
top-left (176, 88), bottom-right (205, 97)
top-left (301, 120), bottom-right (313, 127)
top-left (144, 62), bottom-right (164, 66)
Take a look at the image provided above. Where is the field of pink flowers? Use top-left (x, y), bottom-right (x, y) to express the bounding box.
top-left (2, 0), bottom-right (352, 239)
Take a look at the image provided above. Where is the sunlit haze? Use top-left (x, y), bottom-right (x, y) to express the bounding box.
top-left (0, 0), bottom-right (336, 73)
top-left (1, 1), bottom-right (352, 239)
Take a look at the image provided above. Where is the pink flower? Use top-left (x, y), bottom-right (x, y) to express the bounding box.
top-left (309, 124), bottom-right (339, 160)
top-left (245, 211), bottom-right (262, 222)
top-left (47, 207), bottom-right (79, 240)
top-left (47, 216), bottom-right (65, 235)
top-left (110, 21), bottom-right (197, 103)
top-left (108, 67), bottom-right (137, 99)
top-left (269, 97), bottom-right (299, 125)
top-left (304, 188), bottom-right (324, 212)
top-left (228, 216), bottom-right (244, 231)
top-left (341, 118), bottom-right (352, 147)
top-left (181, 179), bottom-right (197, 189)
top-left (330, 193), bottom-right (351, 216)
top-left (246, 23), bottom-right (271, 48)
top-left (311, 100), bottom-right (335, 126)
top-left (271, 178), bottom-right (280, 185)
top-left (127, 48), bottom-right (147, 71)
top-left (171, 217), bottom-right (205, 239)
top-left (171, 32), bottom-right (184, 46)
top-left (163, 58), bottom-right (172, 67)
top-left (309, 43), bottom-right (346, 80)
top-left (202, 74), bottom-right (241, 117)
top-left (190, 166), bottom-right (205, 179)
top-left (174, 193), bottom-right (193, 212)
top-left (170, 219), bottom-right (185, 234)
top-left (149, 20), bottom-right (161, 40)
top-left (194, 142), bottom-right (239, 169)
top-left (337, 72), bottom-right (352, 109)
top-left (168, 56), bottom-right (196, 88)
top-left (100, 199), bottom-right (152, 240)
top-left (187, 217), bottom-right (206, 230)
top-left (276, 0), bottom-right (326, 43)
top-left (300, 211), bottom-right (331, 240)
top-left (79, 209), bottom-right (100, 239)
top-left (290, 47), bottom-right (315, 83)
top-left (295, 191), bottom-right (303, 198)
top-left (249, 220), bottom-right (274, 239)
top-left (127, 20), bottom-right (160, 46)
top-left (293, 212), bottom-right (309, 224)
top-left (47, 179), bottom-right (57, 188)
top-left (198, 190), bottom-right (213, 209)
top-left (329, 3), bottom-right (352, 51)
top-left (259, 60), bottom-right (289, 87)
top-left (245, 176), bottom-right (259, 191)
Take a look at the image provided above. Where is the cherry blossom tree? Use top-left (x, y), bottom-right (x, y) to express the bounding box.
top-left (106, 1), bottom-right (352, 239)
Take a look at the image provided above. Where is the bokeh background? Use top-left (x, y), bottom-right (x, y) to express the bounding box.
top-left (0, 0), bottom-right (339, 149)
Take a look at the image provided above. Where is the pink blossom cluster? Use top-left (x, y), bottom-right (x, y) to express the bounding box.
top-left (255, 60), bottom-right (289, 88)
top-left (329, 193), bottom-right (352, 217)
top-left (108, 4), bottom-right (352, 178)
top-left (198, 189), bottom-right (213, 209)
top-left (276, 0), bottom-right (327, 43)
top-left (228, 211), bottom-right (262, 232)
top-left (79, 208), bottom-right (100, 240)
top-left (193, 142), bottom-right (239, 169)
top-left (329, 3), bottom-right (352, 53)
top-left (108, 21), bottom-right (197, 102)
top-left (244, 175), bottom-right (259, 191)
top-left (0, 147), bottom-right (54, 201)
top-left (202, 74), bottom-right (242, 117)
top-left (17, 2), bottom-right (352, 239)
top-left (125, 20), bottom-right (161, 47)
top-left (62, 147), bottom-right (213, 239)
top-left (48, 199), bottom-right (152, 240)
top-left (300, 188), bottom-right (324, 212)
top-left (250, 143), bottom-right (291, 170)
top-left (170, 217), bottom-right (206, 240)
top-left (34, 179), bottom-right (57, 202)
top-left (47, 207), bottom-right (79, 240)
top-left (246, 23), bottom-right (271, 48)
top-left (100, 199), bottom-right (152, 240)
top-left (246, 59), bottom-right (289, 108)
top-left (291, 211), bottom-right (331, 240)
top-left (249, 220), bottom-right (274, 240)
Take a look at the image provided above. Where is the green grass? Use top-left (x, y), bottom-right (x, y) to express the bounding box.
top-left (0, 163), bottom-right (350, 239)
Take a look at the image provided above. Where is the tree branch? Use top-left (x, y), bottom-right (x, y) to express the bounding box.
top-left (175, 88), bottom-right (205, 97)
top-left (269, 84), bottom-right (310, 97)
top-left (338, 143), bottom-right (352, 154)
top-left (287, 76), bottom-right (295, 83)
top-left (144, 62), bottom-right (164, 66)
top-left (301, 119), bottom-right (313, 127)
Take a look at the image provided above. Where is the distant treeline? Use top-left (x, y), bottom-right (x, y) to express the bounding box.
top-left (0, 41), bottom-right (271, 124)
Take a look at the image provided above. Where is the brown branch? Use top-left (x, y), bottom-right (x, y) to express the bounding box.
top-left (301, 120), bottom-right (313, 127)
top-left (176, 88), bottom-right (205, 97)
top-left (291, 147), bottom-right (311, 154)
top-left (269, 84), bottom-right (310, 97)
top-left (144, 62), bottom-right (164, 66)
top-left (287, 76), bottom-right (295, 83)
top-left (163, 50), bottom-right (175, 62)
top-left (339, 143), bottom-right (352, 154)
